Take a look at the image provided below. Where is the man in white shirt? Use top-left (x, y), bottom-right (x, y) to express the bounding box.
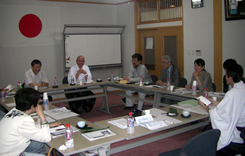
top-left (68, 55), bottom-right (92, 84)
top-left (198, 64), bottom-right (245, 154)
top-left (25, 59), bottom-right (49, 87)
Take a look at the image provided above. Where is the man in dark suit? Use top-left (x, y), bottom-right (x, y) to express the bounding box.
top-left (156, 55), bottom-right (181, 87)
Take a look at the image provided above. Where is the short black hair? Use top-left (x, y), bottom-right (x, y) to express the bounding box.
top-left (223, 59), bottom-right (237, 70)
top-left (15, 88), bottom-right (40, 111)
top-left (226, 64), bottom-right (244, 83)
top-left (194, 58), bottom-right (205, 67)
top-left (31, 59), bottom-right (42, 67)
top-left (132, 53), bottom-right (142, 63)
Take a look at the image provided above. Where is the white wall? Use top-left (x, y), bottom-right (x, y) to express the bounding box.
top-left (117, 2), bottom-right (135, 77)
top-left (183, 1), bottom-right (214, 84)
top-left (222, 1), bottom-right (245, 76)
top-left (0, 0), bottom-right (126, 88)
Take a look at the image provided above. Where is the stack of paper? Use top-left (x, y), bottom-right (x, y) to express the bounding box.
top-left (135, 114), bottom-right (168, 130)
top-left (107, 118), bottom-right (139, 129)
top-left (82, 129), bottom-right (115, 141)
top-left (44, 107), bottom-right (78, 120)
top-left (174, 88), bottom-right (192, 94)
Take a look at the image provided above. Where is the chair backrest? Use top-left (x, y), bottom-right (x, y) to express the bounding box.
top-left (212, 83), bottom-right (216, 92)
top-left (150, 75), bottom-right (158, 83)
top-left (62, 76), bottom-right (68, 84)
top-left (178, 77), bottom-right (187, 87)
top-left (180, 129), bottom-right (220, 156)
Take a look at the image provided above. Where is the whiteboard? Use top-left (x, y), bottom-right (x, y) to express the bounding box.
top-left (65, 34), bottom-right (121, 68)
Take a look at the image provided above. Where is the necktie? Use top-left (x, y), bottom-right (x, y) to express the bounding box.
top-left (167, 70), bottom-right (170, 80)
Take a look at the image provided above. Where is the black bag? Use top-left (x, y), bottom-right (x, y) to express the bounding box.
top-left (65, 88), bottom-right (96, 114)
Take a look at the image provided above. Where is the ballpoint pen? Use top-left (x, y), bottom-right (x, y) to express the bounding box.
top-left (163, 119), bottom-right (174, 124)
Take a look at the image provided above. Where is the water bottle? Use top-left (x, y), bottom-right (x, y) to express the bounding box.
top-left (54, 77), bottom-right (58, 86)
top-left (127, 112), bottom-right (135, 134)
top-left (110, 72), bottom-right (114, 82)
top-left (43, 92), bottom-right (49, 110)
top-left (139, 75), bottom-right (143, 87)
top-left (167, 78), bottom-right (170, 90)
top-left (192, 80), bottom-right (197, 95)
top-left (71, 76), bottom-right (75, 85)
top-left (65, 124), bottom-right (74, 148)
top-left (203, 88), bottom-right (208, 98)
top-left (1, 89), bottom-right (5, 102)
top-left (17, 81), bottom-right (21, 89)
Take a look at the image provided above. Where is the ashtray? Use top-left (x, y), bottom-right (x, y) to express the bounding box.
top-left (181, 114), bottom-right (191, 118)
top-left (76, 124), bottom-right (88, 129)
top-left (167, 112), bottom-right (178, 116)
top-left (70, 83), bottom-right (75, 86)
top-left (52, 85), bottom-right (59, 88)
top-left (96, 79), bottom-right (102, 82)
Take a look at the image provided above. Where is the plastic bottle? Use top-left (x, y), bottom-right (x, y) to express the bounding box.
top-left (54, 77), bottom-right (58, 86)
top-left (139, 75), bottom-right (143, 87)
top-left (127, 112), bottom-right (135, 134)
top-left (203, 88), bottom-right (208, 98)
top-left (43, 92), bottom-right (49, 110)
top-left (71, 76), bottom-right (75, 85)
top-left (1, 89), bottom-right (5, 102)
top-left (65, 124), bottom-right (74, 148)
top-left (192, 80), bottom-right (197, 95)
top-left (167, 78), bottom-right (170, 90)
top-left (110, 72), bottom-right (114, 82)
top-left (17, 81), bottom-right (21, 89)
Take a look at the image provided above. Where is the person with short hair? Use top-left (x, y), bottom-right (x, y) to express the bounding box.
top-left (223, 59), bottom-right (237, 93)
top-left (25, 59), bottom-right (49, 87)
top-left (0, 88), bottom-right (61, 156)
top-left (68, 55), bottom-right (92, 83)
top-left (156, 55), bottom-right (181, 86)
top-left (185, 58), bottom-right (213, 91)
top-left (122, 53), bottom-right (152, 111)
top-left (198, 64), bottom-right (245, 153)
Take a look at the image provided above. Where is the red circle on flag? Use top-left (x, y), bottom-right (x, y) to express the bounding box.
top-left (19, 14), bottom-right (42, 38)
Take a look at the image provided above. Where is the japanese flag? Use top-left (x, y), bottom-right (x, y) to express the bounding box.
top-left (0, 5), bottom-right (60, 47)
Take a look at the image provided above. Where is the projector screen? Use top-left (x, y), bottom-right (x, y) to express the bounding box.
top-left (65, 34), bottom-right (122, 68)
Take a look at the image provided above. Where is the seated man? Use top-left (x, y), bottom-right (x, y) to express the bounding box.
top-left (122, 53), bottom-right (152, 111)
top-left (0, 88), bottom-right (61, 156)
top-left (156, 55), bottom-right (181, 87)
top-left (198, 64), bottom-right (245, 155)
top-left (68, 55), bottom-right (92, 83)
top-left (25, 59), bottom-right (49, 88)
top-left (156, 55), bottom-right (181, 104)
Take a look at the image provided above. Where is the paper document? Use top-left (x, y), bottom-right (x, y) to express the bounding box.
top-left (108, 118), bottom-right (139, 129)
top-left (174, 88), bottom-right (192, 94)
top-left (44, 107), bottom-right (78, 120)
top-left (147, 108), bottom-right (167, 117)
top-left (135, 114), bottom-right (168, 130)
top-left (6, 103), bottom-right (16, 107)
top-left (82, 129), bottom-right (115, 141)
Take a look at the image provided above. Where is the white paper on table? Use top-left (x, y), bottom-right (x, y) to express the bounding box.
top-left (108, 118), bottom-right (139, 129)
top-left (135, 114), bottom-right (168, 130)
top-left (6, 103), bottom-right (16, 107)
top-left (147, 108), bottom-right (167, 117)
top-left (82, 129), bottom-right (115, 141)
top-left (44, 107), bottom-right (78, 120)
top-left (155, 115), bottom-right (182, 126)
top-left (50, 125), bottom-right (79, 138)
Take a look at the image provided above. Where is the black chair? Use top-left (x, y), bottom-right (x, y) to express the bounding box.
top-left (158, 129), bottom-right (221, 156)
top-left (227, 128), bottom-right (245, 155)
top-left (62, 76), bottom-right (68, 84)
top-left (212, 83), bottom-right (216, 92)
top-left (178, 77), bottom-right (187, 87)
top-left (150, 75), bottom-right (158, 84)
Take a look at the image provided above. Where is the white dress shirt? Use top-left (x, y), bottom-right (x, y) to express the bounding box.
top-left (68, 64), bottom-right (92, 83)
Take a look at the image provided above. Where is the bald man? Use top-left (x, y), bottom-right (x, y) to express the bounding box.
top-left (68, 55), bottom-right (92, 83)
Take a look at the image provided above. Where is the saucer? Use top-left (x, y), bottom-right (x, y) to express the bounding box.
top-left (181, 114), bottom-right (191, 118)
top-left (167, 112), bottom-right (178, 116)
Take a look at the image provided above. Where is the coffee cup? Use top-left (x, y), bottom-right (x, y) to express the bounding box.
top-left (144, 110), bottom-right (150, 115)
top-left (170, 85), bottom-right (175, 91)
top-left (77, 121), bottom-right (86, 128)
top-left (34, 86), bottom-right (38, 90)
top-left (182, 110), bottom-right (190, 117)
top-left (79, 81), bottom-right (83, 85)
top-left (212, 97), bottom-right (217, 101)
